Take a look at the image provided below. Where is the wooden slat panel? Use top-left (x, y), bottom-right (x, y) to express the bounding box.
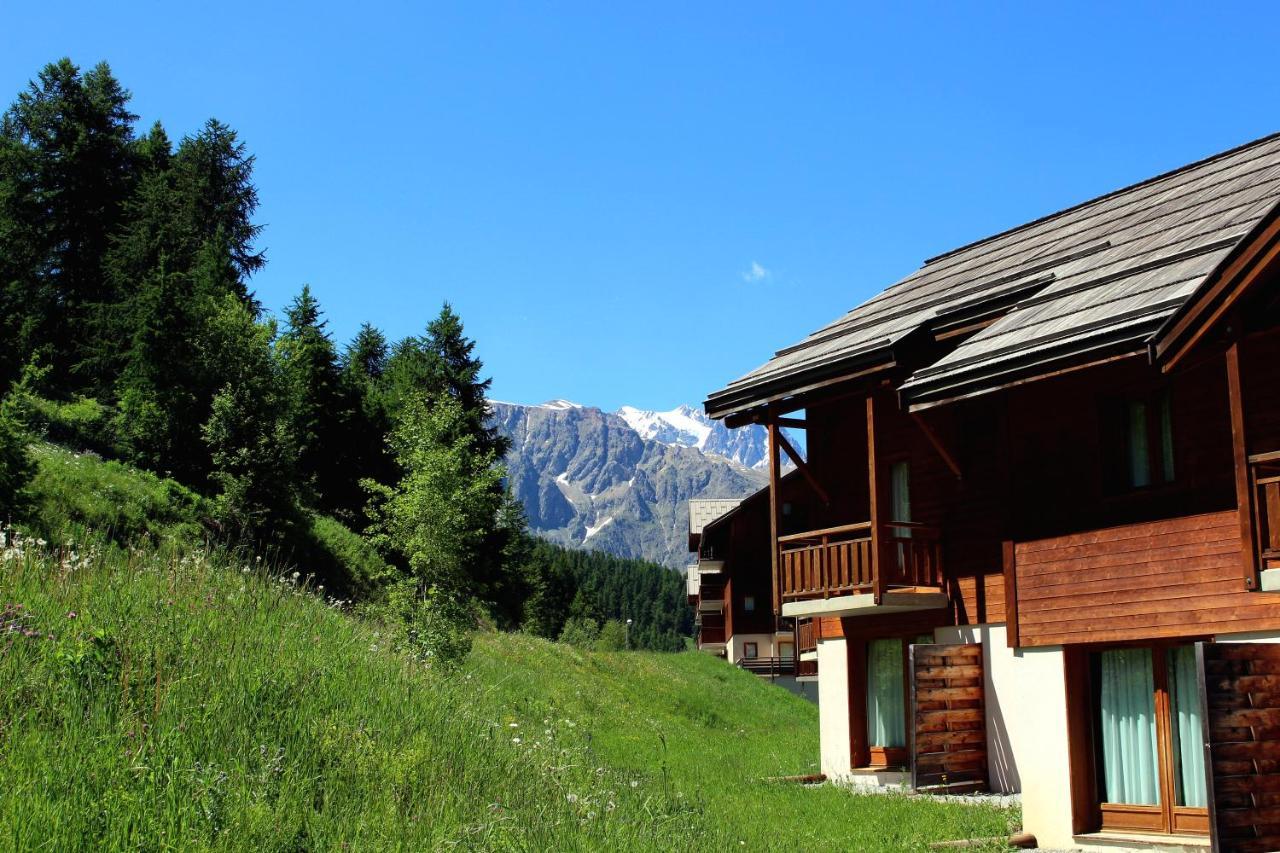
top-left (1013, 510), bottom-right (1280, 647)
top-left (1200, 642), bottom-right (1280, 853)
top-left (911, 643), bottom-right (987, 794)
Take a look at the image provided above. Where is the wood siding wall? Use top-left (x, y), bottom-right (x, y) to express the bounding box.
top-left (1200, 642), bottom-right (1280, 853)
top-left (1013, 510), bottom-right (1280, 646)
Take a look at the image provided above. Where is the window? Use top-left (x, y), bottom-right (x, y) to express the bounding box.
top-left (867, 638), bottom-right (906, 755)
top-left (779, 641), bottom-right (794, 661)
top-left (1105, 390), bottom-right (1175, 491)
top-left (743, 595), bottom-right (756, 613)
top-left (1088, 643), bottom-right (1207, 835)
top-left (743, 642), bottom-right (758, 660)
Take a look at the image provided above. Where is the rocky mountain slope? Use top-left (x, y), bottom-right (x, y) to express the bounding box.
top-left (490, 400), bottom-right (767, 568)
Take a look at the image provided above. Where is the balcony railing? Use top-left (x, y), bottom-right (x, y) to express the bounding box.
top-left (738, 656), bottom-right (796, 677)
top-left (778, 521), bottom-right (943, 602)
top-left (797, 617), bottom-right (819, 654)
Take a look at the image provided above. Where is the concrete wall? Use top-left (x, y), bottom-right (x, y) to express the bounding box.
top-left (816, 637), bottom-right (852, 778)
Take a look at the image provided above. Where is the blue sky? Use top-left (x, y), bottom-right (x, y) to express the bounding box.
top-left (3, 3), bottom-right (1278, 412)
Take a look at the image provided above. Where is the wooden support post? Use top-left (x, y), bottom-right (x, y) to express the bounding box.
top-left (776, 428), bottom-right (830, 506)
top-left (867, 393), bottom-right (887, 604)
top-left (768, 419), bottom-right (783, 615)
top-left (1002, 540), bottom-right (1019, 648)
top-left (1226, 339), bottom-right (1259, 590)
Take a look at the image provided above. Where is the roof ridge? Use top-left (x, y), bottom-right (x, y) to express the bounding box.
top-left (920, 130), bottom-right (1280, 267)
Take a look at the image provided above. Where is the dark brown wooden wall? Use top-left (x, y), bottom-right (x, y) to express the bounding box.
top-left (1243, 331), bottom-right (1280, 454)
top-left (1014, 510), bottom-right (1280, 646)
top-left (1006, 356), bottom-right (1236, 542)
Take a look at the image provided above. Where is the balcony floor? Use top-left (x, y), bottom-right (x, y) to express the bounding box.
top-left (781, 589), bottom-right (949, 619)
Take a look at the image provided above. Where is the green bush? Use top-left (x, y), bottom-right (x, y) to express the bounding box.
top-left (558, 616), bottom-right (599, 648)
top-left (596, 619), bottom-right (628, 651)
top-left (10, 390), bottom-right (114, 456)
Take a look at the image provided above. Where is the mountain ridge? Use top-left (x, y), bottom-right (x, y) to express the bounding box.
top-left (489, 400), bottom-right (767, 568)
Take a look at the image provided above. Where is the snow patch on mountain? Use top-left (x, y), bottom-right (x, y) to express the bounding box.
top-left (584, 516), bottom-right (614, 542)
top-left (617, 404), bottom-right (713, 450)
top-left (615, 403), bottom-right (801, 471)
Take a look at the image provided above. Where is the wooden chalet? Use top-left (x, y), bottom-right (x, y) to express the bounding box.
top-left (688, 480), bottom-right (817, 679)
top-left (703, 132), bottom-right (1280, 852)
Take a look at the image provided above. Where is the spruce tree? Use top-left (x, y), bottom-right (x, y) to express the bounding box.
top-left (0, 59), bottom-right (138, 389)
top-left (277, 285), bottom-right (350, 510)
top-left (422, 303), bottom-right (510, 460)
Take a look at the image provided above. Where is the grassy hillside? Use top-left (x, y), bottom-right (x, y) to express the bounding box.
top-left (0, 447), bottom-right (1019, 850)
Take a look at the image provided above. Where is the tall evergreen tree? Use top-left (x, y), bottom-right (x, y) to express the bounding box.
top-left (171, 119), bottom-right (264, 296)
top-left (422, 303), bottom-right (510, 461)
top-left (277, 285), bottom-right (351, 510)
top-left (0, 59), bottom-right (137, 388)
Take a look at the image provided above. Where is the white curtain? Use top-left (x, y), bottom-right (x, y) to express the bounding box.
top-left (1099, 647), bottom-right (1160, 805)
top-left (867, 639), bottom-right (906, 748)
top-left (1128, 401), bottom-right (1151, 488)
top-left (1168, 645), bottom-right (1206, 808)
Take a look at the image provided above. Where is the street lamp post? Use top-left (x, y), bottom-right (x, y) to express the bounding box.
top-left (625, 618), bottom-right (633, 650)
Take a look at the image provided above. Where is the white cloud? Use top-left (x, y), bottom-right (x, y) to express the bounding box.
top-left (742, 260), bottom-right (769, 283)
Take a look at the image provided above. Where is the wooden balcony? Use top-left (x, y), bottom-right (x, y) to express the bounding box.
top-left (777, 521), bottom-right (948, 618)
top-left (797, 617), bottom-right (819, 654)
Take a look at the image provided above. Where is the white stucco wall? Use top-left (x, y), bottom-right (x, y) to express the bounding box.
top-left (726, 633), bottom-right (775, 664)
top-left (935, 625), bottom-right (1075, 849)
top-left (816, 637), bottom-right (852, 778)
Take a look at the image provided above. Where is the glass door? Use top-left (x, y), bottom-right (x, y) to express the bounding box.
top-left (1092, 643), bottom-right (1207, 835)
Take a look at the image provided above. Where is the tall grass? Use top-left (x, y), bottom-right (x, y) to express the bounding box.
top-left (1, 445), bottom-right (1019, 850)
top-left (0, 533), bottom-right (708, 851)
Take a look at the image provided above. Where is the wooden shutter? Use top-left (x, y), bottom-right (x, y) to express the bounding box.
top-left (1199, 642), bottom-right (1280, 853)
top-left (910, 642), bottom-right (987, 793)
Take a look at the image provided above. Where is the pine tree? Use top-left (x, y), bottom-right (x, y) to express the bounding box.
top-left (0, 390), bottom-right (35, 523)
top-left (340, 324), bottom-right (396, 515)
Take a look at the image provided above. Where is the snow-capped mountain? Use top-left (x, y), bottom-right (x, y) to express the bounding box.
top-left (615, 403), bottom-right (805, 470)
top-left (617, 404), bottom-right (776, 470)
top-left (489, 401), bottom-right (766, 568)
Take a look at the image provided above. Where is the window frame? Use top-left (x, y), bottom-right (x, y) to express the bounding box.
top-left (743, 641), bottom-right (758, 660)
top-left (1070, 639), bottom-right (1209, 837)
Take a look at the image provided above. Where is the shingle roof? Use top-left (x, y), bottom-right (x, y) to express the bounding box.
top-left (706, 133), bottom-right (1280, 416)
top-left (688, 499), bottom-right (743, 536)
